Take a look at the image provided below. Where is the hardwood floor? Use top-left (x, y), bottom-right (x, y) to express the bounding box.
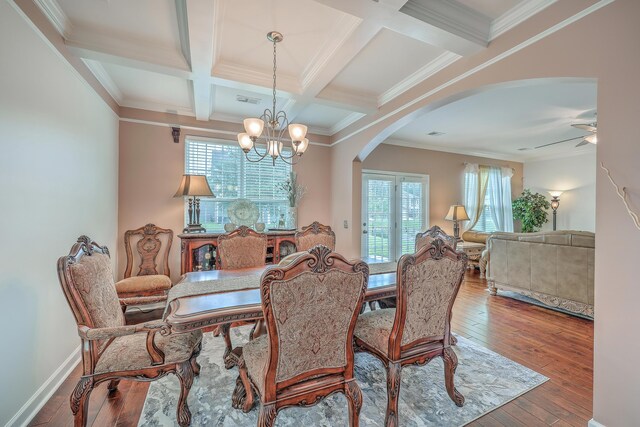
top-left (30, 271), bottom-right (593, 426)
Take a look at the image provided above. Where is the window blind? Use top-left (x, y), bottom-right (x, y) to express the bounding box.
top-left (185, 139), bottom-right (291, 231)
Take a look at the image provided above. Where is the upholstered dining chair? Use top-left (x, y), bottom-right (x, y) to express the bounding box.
top-left (115, 223), bottom-right (173, 309)
top-left (57, 236), bottom-right (202, 427)
top-left (295, 221), bottom-right (336, 251)
top-left (377, 225), bottom-right (458, 311)
top-left (216, 225), bottom-right (268, 367)
top-left (217, 225), bottom-right (268, 269)
top-left (236, 246), bottom-right (369, 427)
top-left (415, 224), bottom-right (457, 251)
top-left (354, 239), bottom-right (468, 426)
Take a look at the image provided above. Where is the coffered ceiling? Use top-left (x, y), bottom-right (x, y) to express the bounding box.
top-left (33, 0), bottom-right (559, 145)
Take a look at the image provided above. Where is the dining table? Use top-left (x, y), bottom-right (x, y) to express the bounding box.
top-left (163, 261), bottom-right (399, 334)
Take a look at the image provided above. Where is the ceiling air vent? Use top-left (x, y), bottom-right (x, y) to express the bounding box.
top-left (427, 131), bottom-right (445, 136)
top-left (236, 95), bottom-right (261, 104)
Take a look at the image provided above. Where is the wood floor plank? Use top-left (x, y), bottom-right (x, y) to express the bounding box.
top-left (30, 269), bottom-right (594, 426)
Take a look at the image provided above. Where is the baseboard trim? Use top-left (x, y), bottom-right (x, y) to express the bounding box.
top-left (5, 346), bottom-right (80, 427)
top-left (589, 419), bottom-right (606, 427)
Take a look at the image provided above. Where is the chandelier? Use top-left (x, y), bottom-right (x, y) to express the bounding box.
top-left (237, 31), bottom-right (309, 165)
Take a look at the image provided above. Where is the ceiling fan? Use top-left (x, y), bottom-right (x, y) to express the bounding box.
top-left (519, 118), bottom-right (598, 151)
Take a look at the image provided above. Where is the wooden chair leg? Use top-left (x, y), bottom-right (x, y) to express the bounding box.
top-left (175, 361), bottom-right (194, 427)
top-left (443, 347), bottom-right (465, 407)
top-left (237, 362), bottom-right (255, 412)
top-left (70, 377), bottom-right (93, 427)
top-left (345, 381), bottom-right (363, 427)
top-left (107, 379), bottom-right (120, 394)
top-left (257, 403), bottom-right (277, 427)
top-left (385, 362), bottom-right (402, 427)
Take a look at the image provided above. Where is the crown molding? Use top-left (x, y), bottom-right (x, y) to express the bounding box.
top-left (300, 14), bottom-right (362, 90)
top-left (120, 99), bottom-right (195, 118)
top-left (490, 0), bottom-right (557, 40)
top-left (213, 62), bottom-right (302, 95)
top-left (209, 111), bottom-right (333, 137)
top-left (377, 51), bottom-right (460, 107)
top-left (317, 87), bottom-right (378, 112)
top-left (383, 138), bottom-right (524, 162)
top-left (82, 59), bottom-right (123, 103)
top-left (33, 0), bottom-right (71, 38)
top-left (330, 112), bottom-right (365, 135)
top-left (399, 0), bottom-right (491, 48)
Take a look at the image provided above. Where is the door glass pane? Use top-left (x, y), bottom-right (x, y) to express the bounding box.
top-left (400, 181), bottom-right (423, 256)
top-left (366, 179), bottom-right (393, 262)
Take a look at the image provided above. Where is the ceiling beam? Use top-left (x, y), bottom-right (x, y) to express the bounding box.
top-left (179, 0), bottom-right (217, 121)
top-left (311, 0), bottom-right (489, 56)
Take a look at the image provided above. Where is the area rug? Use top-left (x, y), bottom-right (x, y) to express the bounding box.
top-left (139, 326), bottom-right (547, 426)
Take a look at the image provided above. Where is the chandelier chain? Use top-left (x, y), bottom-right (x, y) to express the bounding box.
top-left (272, 39), bottom-right (277, 120)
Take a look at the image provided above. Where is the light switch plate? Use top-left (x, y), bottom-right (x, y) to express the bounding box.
top-left (343, 220), bottom-right (348, 229)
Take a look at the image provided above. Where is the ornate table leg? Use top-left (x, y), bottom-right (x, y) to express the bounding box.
top-left (479, 256), bottom-right (487, 279)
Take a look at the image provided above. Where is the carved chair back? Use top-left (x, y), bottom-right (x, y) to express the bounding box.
top-left (217, 226), bottom-right (268, 270)
top-left (389, 239), bottom-right (467, 360)
top-left (415, 225), bottom-right (457, 251)
top-left (259, 246), bottom-right (369, 402)
top-left (123, 223), bottom-right (173, 278)
top-left (57, 236), bottom-right (125, 360)
top-left (295, 222), bottom-right (336, 252)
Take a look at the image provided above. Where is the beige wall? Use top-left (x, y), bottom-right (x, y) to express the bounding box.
top-left (327, 1), bottom-right (640, 424)
top-left (524, 152), bottom-right (596, 232)
top-left (362, 144), bottom-right (523, 236)
top-left (118, 121), bottom-right (332, 282)
top-left (0, 2), bottom-right (119, 425)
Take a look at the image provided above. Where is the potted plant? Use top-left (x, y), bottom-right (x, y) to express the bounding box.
top-left (277, 172), bottom-right (306, 229)
top-left (512, 189), bottom-right (550, 232)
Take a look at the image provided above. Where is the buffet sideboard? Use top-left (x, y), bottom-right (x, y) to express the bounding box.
top-left (178, 231), bottom-right (297, 274)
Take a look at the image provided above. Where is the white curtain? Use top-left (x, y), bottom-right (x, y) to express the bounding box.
top-left (463, 163), bottom-right (481, 231)
top-left (487, 166), bottom-right (514, 232)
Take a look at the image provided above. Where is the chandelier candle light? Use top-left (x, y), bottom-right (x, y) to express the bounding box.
top-left (237, 31), bottom-right (309, 165)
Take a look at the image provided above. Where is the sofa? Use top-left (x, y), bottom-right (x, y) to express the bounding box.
top-left (484, 230), bottom-right (594, 318)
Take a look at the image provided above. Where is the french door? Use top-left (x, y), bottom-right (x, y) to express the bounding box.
top-left (362, 172), bottom-right (429, 262)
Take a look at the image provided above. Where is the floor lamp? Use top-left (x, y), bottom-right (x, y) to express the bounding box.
top-left (549, 191), bottom-right (562, 231)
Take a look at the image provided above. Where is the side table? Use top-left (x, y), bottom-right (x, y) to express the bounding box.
top-left (457, 241), bottom-right (486, 278)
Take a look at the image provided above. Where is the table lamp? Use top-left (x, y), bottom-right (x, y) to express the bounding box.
top-left (445, 204), bottom-right (470, 242)
top-left (174, 175), bottom-right (215, 233)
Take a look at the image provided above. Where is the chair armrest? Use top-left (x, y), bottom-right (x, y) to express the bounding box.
top-left (77, 320), bottom-right (168, 340)
top-left (78, 320), bottom-right (169, 365)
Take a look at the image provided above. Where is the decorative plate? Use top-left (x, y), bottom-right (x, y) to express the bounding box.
top-left (227, 198), bottom-right (259, 227)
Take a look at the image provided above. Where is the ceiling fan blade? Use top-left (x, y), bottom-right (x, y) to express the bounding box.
top-left (575, 139), bottom-right (590, 147)
top-left (533, 135), bottom-right (586, 149)
top-left (571, 123), bottom-right (597, 132)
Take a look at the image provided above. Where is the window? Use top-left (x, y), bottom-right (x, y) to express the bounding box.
top-left (184, 138), bottom-right (291, 231)
top-left (464, 164), bottom-right (514, 233)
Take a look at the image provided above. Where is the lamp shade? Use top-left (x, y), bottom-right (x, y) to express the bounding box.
top-left (445, 205), bottom-right (470, 221)
top-left (173, 175), bottom-right (215, 198)
top-left (549, 191), bottom-right (563, 198)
